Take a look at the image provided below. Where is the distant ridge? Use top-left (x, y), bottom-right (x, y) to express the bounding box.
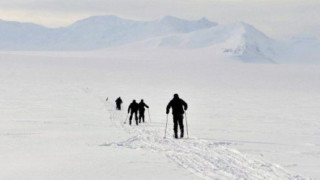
top-left (0, 15), bottom-right (217, 50)
top-left (0, 15), bottom-right (319, 63)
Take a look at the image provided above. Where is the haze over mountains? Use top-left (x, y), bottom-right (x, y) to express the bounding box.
top-left (0, 15), bottom-right (319, 63)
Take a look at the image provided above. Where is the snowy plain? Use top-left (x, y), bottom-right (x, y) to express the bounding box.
top-left (0, 48), bottom-right (319, 179)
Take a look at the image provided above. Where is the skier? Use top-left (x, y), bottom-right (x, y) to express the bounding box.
top-left (138, 99), bottom-right (149, 123)
top-left (115, 97), bottom-right (122, 110)
top-left (128, 100), bottom-right (139, 125)
top-left (166, 94), bottom-right (188, 139)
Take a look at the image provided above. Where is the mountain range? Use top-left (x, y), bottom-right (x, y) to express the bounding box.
top-left (0, 15), bottom-right (319, 63)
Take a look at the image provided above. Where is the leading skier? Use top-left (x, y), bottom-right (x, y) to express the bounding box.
top-left (166, 94), bottom-right (188, 138)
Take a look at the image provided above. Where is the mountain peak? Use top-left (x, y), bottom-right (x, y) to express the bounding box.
top-left (198, 17), bottom-right (210, 23)
top-left (231, 21), bottom-right (256, 31)
top-left (158, 16), bottom-right (217, 32)
top-left (160, 16), bottom-right (185, 23)
top-left (160, 16), bottom-right (216, 25)
top-left (228, 21), bottom-right (269, 39)
top-left (70, 15), bottom-right (136, 28)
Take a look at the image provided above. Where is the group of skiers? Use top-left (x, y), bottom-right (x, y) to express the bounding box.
top-left (115, 94), bottom-right (188, 139)
top-left (115, 97), bottom-right (149, 125)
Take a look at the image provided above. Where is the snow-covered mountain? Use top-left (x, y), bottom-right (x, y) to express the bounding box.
top-left (0, 19), bottom-right (50, 50)
top-left (0, 15), bottom-right (319, 63)
top-left (129, 22), bottom-right (278, 63)
top-left (0, 15), bottom-right (217, 50)
top-left (276, 37), bottom-right (320, 63)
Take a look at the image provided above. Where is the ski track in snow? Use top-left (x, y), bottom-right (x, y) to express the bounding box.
top-left (102, 102), bottom-right (306, 180)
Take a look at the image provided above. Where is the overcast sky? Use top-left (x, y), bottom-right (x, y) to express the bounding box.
top-left (0, 0), bottom-right (319, 39)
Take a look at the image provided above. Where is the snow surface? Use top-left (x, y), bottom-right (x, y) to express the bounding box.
top-left (1, 49), bottom-right (319, 179)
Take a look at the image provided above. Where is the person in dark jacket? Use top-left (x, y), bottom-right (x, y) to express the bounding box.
top-left (166, 94), bottom-right (188, 138)
top-left (128, 100), bottom-right (139, 125)
top-left (138, 99), bottom-right (149, 123)
top-left (115, 97), bottom-right (123, 110)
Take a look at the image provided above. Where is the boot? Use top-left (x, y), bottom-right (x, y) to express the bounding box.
top-left (174, 132), bottom-right (178, 139)
top-left (180, 132), bottom-right (184, 138)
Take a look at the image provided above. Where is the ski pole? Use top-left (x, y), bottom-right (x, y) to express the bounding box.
top-left (185, 112), bottom-right (189, 138)
top-left (164, 114), bottom-right (168, 138)
top-left (123, 113), bottom-right (129, 124)
top-left (148, 108), bottom-right (151, 123)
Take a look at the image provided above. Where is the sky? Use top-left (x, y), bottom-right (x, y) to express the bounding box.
top-left (0, 0), bottom-right (319, 39)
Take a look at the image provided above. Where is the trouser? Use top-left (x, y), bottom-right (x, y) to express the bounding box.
top-left (129, 111), bottom-right (138, 125)
top-left (173, 114), bottom-right (184, 138)
top-left (139, 110), bottom-right (145, 123)
top-left (116, 104), bottom-right (121, 110)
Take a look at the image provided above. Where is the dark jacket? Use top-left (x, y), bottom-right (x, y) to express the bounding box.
top-left (166, 97), bottom-right (188, 115)
top-left (128, 101), bottom-right (139, 113)
top-left (138, 102), bottom-right (149, 112)
top-left (115, 97), bottom-right (122, 104)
